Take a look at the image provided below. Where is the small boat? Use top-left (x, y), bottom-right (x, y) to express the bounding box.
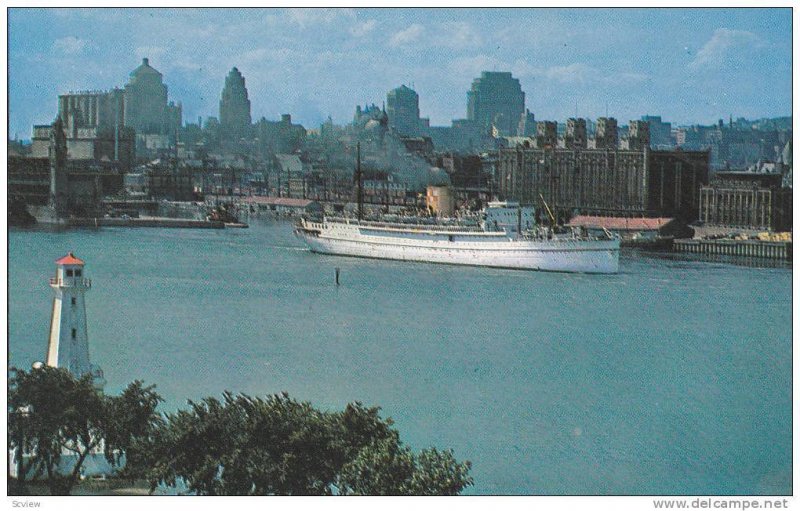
top-left (207, 203), bottom-right (248, 228)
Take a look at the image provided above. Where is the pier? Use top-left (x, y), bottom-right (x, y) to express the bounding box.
top-left (68, 217), bottom-right (225, 229)
top-left (673, 239), bottom-right (792, 261)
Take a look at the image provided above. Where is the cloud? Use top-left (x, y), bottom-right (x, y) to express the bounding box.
top-left (170, 60), bottom-right (205, 73)
top-left (540, 63), bottom-right (595, 84)
top-left (390, 23), bottom-right (425, 47)
top-left (389, 21), bottom-right (480, 49)
top-left (350, 19), bottom-right (377, 37)
top-left (435, 21), bottom-right (482, 49)
top-left (446, 56), bottom-right (649, 92)
top-left (134, 46), bottom-right (166, 60)
top-left (689, 28), bottom-right (765, 70)
top-left (52, 36), bottom-right (89, 55)
top-left (285, 8), bottom-right (355, 28)
top-left (513, 60), bottom-right (648, 86)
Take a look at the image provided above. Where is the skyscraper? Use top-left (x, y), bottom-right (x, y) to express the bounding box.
top-left (124, 58), bottom-right (169, 135)
top-left (466, 72), bottom-right (525, 136)
top-left (219, 67), bottom-right (252, 140)
top-left (386, 85), bottom-right (420, 137)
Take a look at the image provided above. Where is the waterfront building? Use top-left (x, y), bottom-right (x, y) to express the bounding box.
top-left (130, 160), bottom-right (195, 201)
top-left (386, 85), bottom-right (421, 137)
top-left (467, 72), bottom-right (525, 137)
top-left (31, 121), bottom-right (136, 173)
top-left (625, 120), bottom-right (651, 151)
top-left (361, 176), bottom-right (413, 206)
top-left (7, 156), bottom-right (50, 206)
top-left (594, 117), bottom-right (618, 149)
top-left (219, 67), bottom-right (252, 141)
top-left (698, 171), bottom-right (792, 231)
top-left (497, 145), bottom-right (709, 221)
top-left (437, 153), bottom-right (488, 196)
top-left (535, 121), bottom-right (557, 148)
top-left (238, 196), bottom-right (324, 215)
top-left (11, 117), bottom-right (125, 218)
top-left (273, 153), bottom-right (309, 198)
top-left (46, 252), bottom-right (105, 391)
top-left (567, 215), bottom-right (688, 241)
top-left (564, 118), bottom-right (587, 149)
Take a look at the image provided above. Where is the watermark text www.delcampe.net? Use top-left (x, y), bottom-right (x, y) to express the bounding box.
top-left (653, 498), bottom-right (790, 509)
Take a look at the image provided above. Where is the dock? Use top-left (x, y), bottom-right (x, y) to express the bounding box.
top-left (673, 239), bottom-right (792, 261)
top-left (68, 217), bottom-right (225, 229)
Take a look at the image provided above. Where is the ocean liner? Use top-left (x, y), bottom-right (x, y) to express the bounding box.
top-left (294, 144), bottom-right (619, 274)
top-left (295, 205), bottom-right (619, 274)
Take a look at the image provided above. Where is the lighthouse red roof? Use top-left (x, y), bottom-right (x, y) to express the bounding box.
top-left (55, 252), bottom-right (85, 266)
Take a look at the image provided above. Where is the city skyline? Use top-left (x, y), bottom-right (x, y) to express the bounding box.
top-left (9, 8), bottom-right (792, 139)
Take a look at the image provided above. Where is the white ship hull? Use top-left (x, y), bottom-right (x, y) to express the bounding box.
top-left (296, 219), bottom-right (620, 274)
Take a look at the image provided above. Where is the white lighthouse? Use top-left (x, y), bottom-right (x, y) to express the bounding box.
top-left (46, 252), bottom-right (105, 391)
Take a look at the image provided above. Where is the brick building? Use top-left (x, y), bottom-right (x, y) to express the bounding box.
top-left (497, 146), bottom-right (709, 221)
top-left (698, 171), bottom-right (791, 231)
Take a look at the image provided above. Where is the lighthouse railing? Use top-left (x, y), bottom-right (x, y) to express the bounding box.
top-left (49, 277), bottom-right (92, 288)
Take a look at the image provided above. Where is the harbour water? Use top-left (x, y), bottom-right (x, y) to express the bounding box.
top-left (8, 221), bottom-right (792, 495)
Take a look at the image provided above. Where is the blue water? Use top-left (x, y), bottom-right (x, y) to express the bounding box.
top-left (8, 221), bottom-right (792, 495)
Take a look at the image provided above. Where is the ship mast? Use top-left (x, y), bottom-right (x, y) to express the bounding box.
top-left (539, 193), bottom-right (557, 227)
top-left (356, 142), bottom-right (363, 221)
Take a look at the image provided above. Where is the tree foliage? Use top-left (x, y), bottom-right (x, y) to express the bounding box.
top-left (143, 392), bottom-right (473, 496)
top-left (9, 368), bottom-right (473, 496)
top-left (8, 366), bottom-right (162, 495)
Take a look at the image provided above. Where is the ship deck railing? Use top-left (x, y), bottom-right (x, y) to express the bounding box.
top-left (310, 217), bottom-right (616, 243)
top-left (323, 216), bottom-right (486, 232)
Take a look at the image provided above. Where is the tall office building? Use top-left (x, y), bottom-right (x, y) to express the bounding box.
top-left (386, 85), bottom-right (421, 137)
top-left (124, 58), bottom-right (170, 135)
top-left (466, 72), bottom-right (525, 136)
top-left (219, 67), bottom-right (252, 140)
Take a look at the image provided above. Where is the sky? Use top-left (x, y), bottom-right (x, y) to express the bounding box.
top-left (7, 8), bottom-right (793, 139)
